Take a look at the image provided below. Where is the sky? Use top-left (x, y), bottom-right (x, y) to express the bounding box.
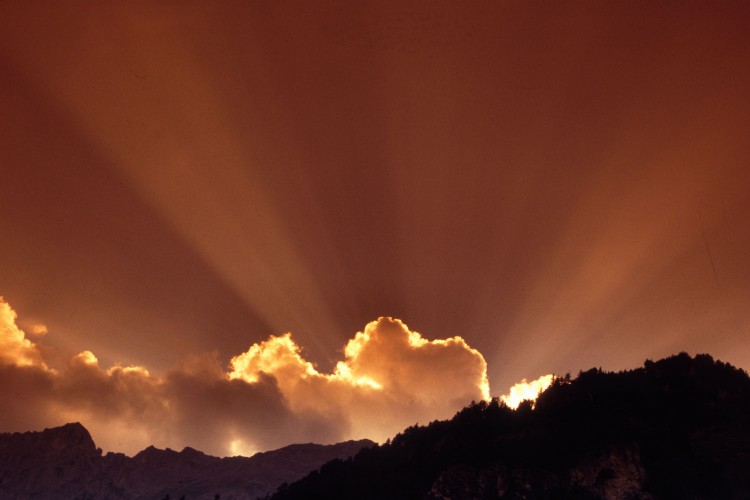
top-left (2, 1), bottom-right (750, 456)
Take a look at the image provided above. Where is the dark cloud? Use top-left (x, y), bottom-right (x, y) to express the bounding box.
top-left (0, 298), bottom-right (490, 456)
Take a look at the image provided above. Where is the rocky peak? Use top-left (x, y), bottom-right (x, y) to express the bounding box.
top-left (43, 422), bottom-right (98, 454)
top-left (0, 422), bottom-right (98, 462)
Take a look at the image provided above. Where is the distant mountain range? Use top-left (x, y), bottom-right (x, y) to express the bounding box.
top-left (270, 353), bottom-right (750, 499)
top-left (0, 422), bottom-right (372, 499)
top-left (3, 353), bottom-right (749, 499)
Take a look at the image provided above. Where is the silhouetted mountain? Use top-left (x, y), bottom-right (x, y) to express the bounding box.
top-left (270, 353), bottom-right (750, 499)
top-left (0, 423), bottom-right (372, 499)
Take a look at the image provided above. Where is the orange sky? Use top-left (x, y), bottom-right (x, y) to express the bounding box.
top-left (1, 1), bottom-right (750, 452)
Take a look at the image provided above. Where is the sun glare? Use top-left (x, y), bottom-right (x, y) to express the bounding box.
top-left (229, 438), bottom-right (258, 457)
top-left (500, 374), bottom-right (555, 409)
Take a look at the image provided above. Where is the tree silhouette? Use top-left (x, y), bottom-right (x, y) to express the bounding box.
top-left (271, 353), bottom-right (750, 499)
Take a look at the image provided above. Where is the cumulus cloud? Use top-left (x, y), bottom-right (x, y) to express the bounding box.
top-left (0, 298), bottom-right (47, 368)
top-left (228, 318), bottom-right (491, 444)
top-left (0, 298), bottom-right (491, 456)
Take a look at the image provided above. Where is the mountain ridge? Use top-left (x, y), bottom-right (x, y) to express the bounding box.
top-left (0, 422), bottom-right (373, 499)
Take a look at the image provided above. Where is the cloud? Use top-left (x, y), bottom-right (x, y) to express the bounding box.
top-left (0, 298), bottom-right (47, 368)
top-left (0, 299), bottom-right (491, 456)
top-left (28, 323), bottom-right (48, 336)
top-left (228, 317), bottom-right (491, 444)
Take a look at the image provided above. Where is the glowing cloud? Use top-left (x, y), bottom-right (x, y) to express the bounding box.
top-left (229, 317), bottom-right (490, 443)
top-left (335, 318), bottom-right (491, 404)
top-left (500, 374), bottom-right (555, 409)
top-left (0, 298), bottom-right (47, 368)
top-left (1, 300), bottom-right (491, 456)
top-left (229, 333), bottom-right (319, 385)
top-left (28, 323), bottom-right (48, 336)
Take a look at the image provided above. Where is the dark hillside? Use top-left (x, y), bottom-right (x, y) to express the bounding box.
top-left (270, 353), bottom-right (750, 499)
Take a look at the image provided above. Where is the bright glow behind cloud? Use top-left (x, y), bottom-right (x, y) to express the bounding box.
top-left (500, 374), bottom-right (555, 409)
